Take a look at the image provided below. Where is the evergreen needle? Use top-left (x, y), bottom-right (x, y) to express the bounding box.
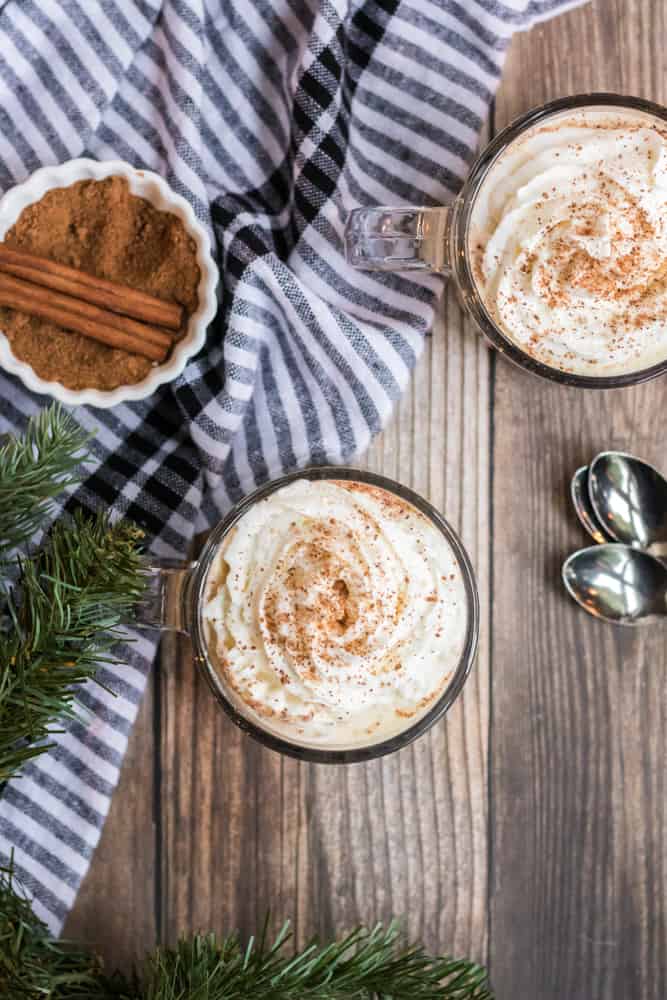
top-left (0, 863), bottom-right (493, 1000)
top-left (0, 405), bottom-right (88, 561)
top-left (0, 406), bottom-right (146, 784)
top-left (0, 861), bottom-right (102, 998)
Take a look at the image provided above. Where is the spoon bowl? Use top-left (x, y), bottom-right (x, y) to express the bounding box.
top-left (570, 465), bottom-right (611, 544)
top-left (589, 452), bottom-right (667, 551)
top-left (562, 543), bottom-right (667, 625)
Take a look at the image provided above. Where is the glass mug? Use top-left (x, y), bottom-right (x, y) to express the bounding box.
top-left (138, 466), bottom-right (479, 764)
top-left (345, 93), bottom-right (667, 389)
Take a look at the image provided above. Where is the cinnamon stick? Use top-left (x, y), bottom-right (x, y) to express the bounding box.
top-left (0, 245), bottom-right (184, 331)
top-left (0, 273), bottom-right (171, 362)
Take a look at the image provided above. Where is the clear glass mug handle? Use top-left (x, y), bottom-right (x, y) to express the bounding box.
top-left (134, 560), bottom-right (197, 635)
top-left (345, 206), bottom-right (452, 273)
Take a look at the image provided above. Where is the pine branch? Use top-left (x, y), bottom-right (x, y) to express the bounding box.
top-left (0, 865), bottom-right (494, 1000)
top-left (0, 511), bottom-right (145, 783)
top-left (0, 405), bottom-right (146, 785)
top-left (156, 927), bottom-right (491, 1000)
top-left (0, 861), bottom-right (104, 999)
top-left (135, 922), bottom-right (493, 1000)
top-left (0, 405), bottom-right (88, 562)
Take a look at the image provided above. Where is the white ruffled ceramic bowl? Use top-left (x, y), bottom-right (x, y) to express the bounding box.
top-left (0, 158), bottom-right (219, 408)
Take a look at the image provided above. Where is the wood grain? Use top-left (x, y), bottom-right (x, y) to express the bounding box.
top-left (62, 677), bottom-right (157, 971)
top-left (490, 2), bottom-right (667, 997)
top-left (158, 287), bottom-right (492, 960)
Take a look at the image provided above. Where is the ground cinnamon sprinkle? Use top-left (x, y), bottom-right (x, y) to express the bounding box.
top-left (0, 176), bottom-right (200, 390)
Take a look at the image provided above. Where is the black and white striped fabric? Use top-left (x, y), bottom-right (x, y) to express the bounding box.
top-left (0, 0), bottom-right (580, 934)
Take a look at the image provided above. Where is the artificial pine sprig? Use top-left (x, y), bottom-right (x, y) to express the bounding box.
top-left (1, 511), bottom-right (145, 782)
top-left (0, 405), bottom-right (146, 784)
top-left (0, 861), bottom-right (493, 1000)
top-left (137, 921), bottom-right (493, 1000)
top-left (0, 405), bottom-right (88, 562)
top-left (0, 861), bottom-right (104, 999)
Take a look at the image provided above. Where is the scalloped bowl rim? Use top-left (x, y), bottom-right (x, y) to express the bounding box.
top-left (0, 158), bottom-right (219, 409)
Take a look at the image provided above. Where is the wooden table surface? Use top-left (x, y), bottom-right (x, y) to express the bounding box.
top-left (66, 2), bottom-right (667, 996)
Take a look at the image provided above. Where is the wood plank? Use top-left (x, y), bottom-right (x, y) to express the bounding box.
top-left (63, 675), bottom-right (157, 972)
top-left (490, 2), bottom-right (667, 997)
top-left (159, 288), bottom-right (492, 961)
top-left (359, 289), bottom-right (491, 959)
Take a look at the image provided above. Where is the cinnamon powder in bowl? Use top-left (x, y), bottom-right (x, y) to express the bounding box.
top-left (0, 159), bottom-right (218, 407)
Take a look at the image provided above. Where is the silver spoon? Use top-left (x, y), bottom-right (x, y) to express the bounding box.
top-left (562, 544), bottom-right (667, 625)
top-left (570, 465), bottom-right (612, 544)
top-left (589, 452), bottom-right (667, 555)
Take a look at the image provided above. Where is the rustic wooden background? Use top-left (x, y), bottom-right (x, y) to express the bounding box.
top-left (65, 1), bottom-right (667, 996)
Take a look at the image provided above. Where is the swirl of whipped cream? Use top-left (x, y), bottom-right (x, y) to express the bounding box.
top-left (470, 108), bottom-right (667, 375)
top-left (202, 479), bottom-right (468, 748)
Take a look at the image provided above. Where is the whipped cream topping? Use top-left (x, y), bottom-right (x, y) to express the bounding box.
top-left (470, 108), bottom-right (667, 376)
top-left (202, 479), bottom-right (469, 749)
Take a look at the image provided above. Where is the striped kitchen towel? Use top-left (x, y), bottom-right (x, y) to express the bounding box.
top-left (0, 0), bottom-right (581, 934)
